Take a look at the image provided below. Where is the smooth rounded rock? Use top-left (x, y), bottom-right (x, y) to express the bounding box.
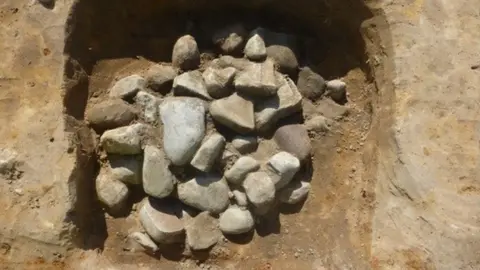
top-left (266, 152), bottom-right (301, 190)
top-left (231, 135), bottom-right (258, 154)
top-left (145, 64), bottom-right (177, 94)
top-left (243, 171), bottom-right (275, 215)
top-left (86, 99), bottom-right (136, 132)
top-left (109, 74), bottom-right (146, 99)
top-left (190, 133), bottom-right (226, 172)
top-left (210, 93), bottom-right (254, 134)
top-left (224, 156), bottom-right (260, 185)
top-left (172, 35), bottom-right (200, 70)
top-left (177, 174), bottom-right (230, 214)
top-left (326, 79), bottom-right (347, 103)
top-left (139, 198), bottom-right (185, 244)
top-left (279, 181), bottom-right (311, 204)
top-left (100, 123), bottom-right (146, 155)
top-left (202, 67), bottom-right (236, 99)
top-left (143, 145), bottom-right (176, 199)
top-left (297, 67), bottom-right (326, 100)
top-left (274, 124), bottom-right (312, 162)
top-left (96, 171), bottom-right (129, 212)
top-left (244, 34), bottom-right (266, 61)
top-left (186, 212), bottom-right (222, 250)
top-left (219, 207), bottom-right (254, 234)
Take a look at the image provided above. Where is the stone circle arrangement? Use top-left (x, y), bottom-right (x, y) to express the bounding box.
top-left (88, 24), bottom-right (347, 253)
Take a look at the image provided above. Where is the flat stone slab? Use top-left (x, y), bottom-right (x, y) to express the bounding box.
top-left (100, 123), bottom-right (146, 155)
top-left (190, 133), bottom-right (226, 172)
top-left (243, 171), bottom-right (275, 215)
top-left (173, 71), bottom-right (212, 100)
top-left (234, 59), bottom-right (278, 97)
top-left (177, 174), bottom-right (230, 214)
top-left (109, 74), bottom-right (146, 99)
top-left (139, 198), bottom-right (185, 244)
top-left (244, 34), bottom-right (267, 61)
top-left (266, 151), bottom-right (301, 190)
top-left (86, 99), bottom-right (137, 132)
top-left (219, 207), bottom-right (255, 234)
top-left (186, 212), bottom-right (222, 250)
top-left (274, 124), bottom-right (312, 162)
top-left (143, 145), bottom-right (176, 199)
top-left (210, 93), bottom-right (255, 134)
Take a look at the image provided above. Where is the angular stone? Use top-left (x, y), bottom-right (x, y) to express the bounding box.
top-left (202, 67), bottom-right (236, 99)
top-left (244, 34), bottom-right (266, 61)
top-left (326, 79), bottom-right (347, 103)
top-left (274, 124), bottom-right (312, 162)
top-left (143, 145), bottom-right (176, 199)
top-left (109, 74), bottom-right (146, 99)
top-left (190, 133), bottom-right (226, 172)
top-left (305, 115), bottom-right (333, 132)
top-left (219, 207), bottom-right (254, 234)
top-left (145, 64), bottom-right (177, 94)
top-left (108, 155), bottom-right (142, 185)
top-left (210, 93), bottom-right (254, 134)
top-left (212, 23), bottom-right (247, 55)
top-left (96, 171), bottom-right (129, 212)
top-left (139, 198), bottom-right (185, 244)
top-left (172, 35), bottom-right (200, 70)
top-left (266, 45), bottom-right (299, 76)
top-left (243, 171), bottom-right (275, 215)
top-left (232, 189), bottom-right (248, 207)
top-left (128, 232), bottom-right (159, 253)
top-left (266, 152), bottom-right (301, 190)
top-left (86, 99), bottom-right (136, 132)
top-left (177, 174), bottom-right (230, 214)
top-left (173, 71), bottom-right (212, 100)
top-left (297, 67), bottom-right (326, 99)
top-left (234, 59), bottom-right (278, 97)
top-left (279, 181), bottom-right (311, 204)
top-left (135, 91), bottom-right (160, 124)
top-left (100, 123), bottom-right (145, 155)
top-left (160, 98), bottom-right (206, 165)
top-left (224, 156), bottom-right (260, 185)
top-left (186, 212), bottom-right (221, 250)
top-left (231, 135), bottom-right (258, 154)
top-left (255, 75), bottom-right (302, 132)
top-left (210, 55), bottom-right (252, 71)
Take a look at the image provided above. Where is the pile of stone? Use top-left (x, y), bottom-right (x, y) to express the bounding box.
top-left (87, 24), bottom-right (347, 253)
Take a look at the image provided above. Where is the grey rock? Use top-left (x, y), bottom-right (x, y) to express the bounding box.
top-left (266, 45), bottom-right (299, 76)
top-left (212, 23), bottom-right (247, 55)
top-left (177, 174), bottom-right (230, 214)
top-left (96, 171), bottom-right (129, 212)
top-left (244, 34), bottom-right (267, 61)
top-left (274, 124), bottom-right (312, 162)
top-left (326, 79), bottom-right (347, 103)
top-left (224, 156), bottom-right (260, 185)
top-left (279, 181), bottom-right (311, 204)
top-left (86, 99), bottom-right (136, 132)
top-left (210, 55), bottom-right (252, 71)
top-left (109, 75), bottom-right (146, 99)
top-left (135, 91), bottom-right (160, 124)
top-left (172, 35), bottom-right (200, 70)
top-left (243, 171), bottom-right (276, 215)
top-left (100, 123), bottom-right (146, 155)
top-left (297, 67), bottom-right (326, 100)
top-left (139, 198), bottom-right (185, 244)
top-left (315, 98), bottom-right (349, 119)
top-left (145, 64), bottom-right (177, 94)
top-left (173, 71), bottom-right (212, 101)
top-left (143, 145), bottom-right (176, 199)
top-left (160, 98), bottom-right (206, 165)
top-left (231, 135), bottom-right (258, 154)
top-left (191, 133), bottom-right (226, 172)
top-left (266, 151), bottom-right (301, 190)
top-left (255, 75), bottom-right (302, 132)
top-left (202, 67), bottom-right (236, 99)
top-left (210, 93), bottom-right (254, 134)
top-left (305, 115), bottom-right (333, 132)
top-left (128, 232), bottom-right (159, 253)
top-left (232, 189), bottom-right (248, 207)
top-left (108, 155), bottom-right (142, 185)
top-left (234, 59), bottom-right (278, 97)
top-left (219, 207), bottom-right (254, 234)
top-left (186, 212), bottom-right (221, 250)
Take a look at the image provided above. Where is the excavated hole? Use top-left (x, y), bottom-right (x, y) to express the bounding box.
top-left (63, 0), bottom-right (380, 264)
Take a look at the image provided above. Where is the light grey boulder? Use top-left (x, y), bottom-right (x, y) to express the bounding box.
top-left (231, 135), bottom-right (258, 154)
top-left (234, 59), bottom-right (278, 97)
top-left (96, 171), bottom-right (129, 212)
top-left (202, 67), bottom-right (236, 99)
top-left (243, 171), bottom-right (276, 215)
top-left (177, 174), bottom-right (230, 214)
top-left (297, 67), bottom-right (326, 100)
top-left (173, 71), bottom-right (212, 101)
top-left (108, 155), bottom-right (142, 185)
top-left (244, 34), bottom-right (266, 61)
top-left (100, 123), bottom-right (146, 155)
top-left (190, 133), bottom-right (226, 172)
top-left (210, 93), bottom-right (255, 134)
top-left (145, 64), bottom-right (177, 94)
top-left (279, 181), bottom-right (311, 204)
top-left (172, 35), bottom-right (200, 70)
top-left (160, 98), bottom-right (206, 165)
top-left (86, 99), bottom-right (136, 133)
top-left (135, 91), bottom-right (160, 124)
top-left (224, 156), bottom-right (260, 185)
top-left (266, 151), bottom-right (300, 190)
top-left (128, 232), bottom-right (159, 253)
top-left (232, 189), bottom-right (248, 207)
top-left (326, 79), bottom-right (347, 103)
top-left (255, 75), bottom-right (302, 132)
top-left (219, 207), bottom-right (254, 234)
top-left (212, 23), bottom-right (247, 55)
top-left (274, 124), bottom-right (312, 163)
top-left (186, 212), bottom-right (222, 250)
top-left (109, 74), bottom-right (146, 99)
top-left (143, 145), bottom-right (176, 199)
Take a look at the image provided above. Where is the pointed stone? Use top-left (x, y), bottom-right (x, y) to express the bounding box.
top-left (243, 171), bottom-right (275, 215)
top-left (173, 71), bottom-right (212, 100)
top-left (244, 34), bottom-right (266, 61)
top-left (190, 133), bottom-right (226, 172)
top-left (210, 93), bottom-right (254, 134)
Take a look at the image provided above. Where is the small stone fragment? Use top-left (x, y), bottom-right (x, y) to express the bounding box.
top-left (160, 97), bottom-right (206, 165)
top-left (139, 198), bottom-right (185, 244)
top-left (244, 34), bottom-right (266, 61)
top-left (279, 181), bottom-right (311, 204)
top-left (191, 133), bottom-right (226, 172)
top-left (128, 232), bottom-right (159, 253)
top-left (210, 93), bottom-right (255, 134)
top-left (297, 67), bottom-right (326, 100)
top-left (145, 64), bottom-right (177, 94)
top-left (96, 171), bottom-right (129, 212)
top-left (86, 99), bottom-right (136, 132)
top-left (305, 115), bottom-right (333, 132)
top-left (173, 71), bottom-right (212, 100)
top-left (224, 156), bottom-right (260, 185)
top-left (135, 91), bottom-right (160, 124)
top-left (274, 124), bottom-right (312, 162)
top-left (100, 123), bottom-right (145, 155)
top-left (143, 145), bottom-right (176, 199)
top-left (266, 45), bottom-right (299, 76)
top-left (212, 23), bottom-right (247, 55)
top-left (108, 155), bottom-right (142, 185)
top-left (231, 135), bottom-right (258, 154)
top-left (202, 67), bottom-right (236, 99)
top-left (172, 35), bottom-right (200, 70)
top-left (109, 75), bottom-right (146, 99)
top-left (186, 212), bottom-right (222, 250)
top-left (210, 55), bottom-right (252, 71)
top-left (326, 79), bottom-right (347, 103)
top-left (243, 171), bottom-right (275, 215)
top-left (219, 207), bottom-right (254, 234)
top-left (177, 174), bottom-right (230, 214)
top-left (234, 59), bottom-right (278, 97)
top-left (232, 189), bottom-right (248, 207)
top-left (0, 149), bottom-right (18, 174)
top-left (266, 152), bottom-right (301, 190)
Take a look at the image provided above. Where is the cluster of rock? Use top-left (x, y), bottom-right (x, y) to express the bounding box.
top-left (87, 24), bottom-right (347, 253)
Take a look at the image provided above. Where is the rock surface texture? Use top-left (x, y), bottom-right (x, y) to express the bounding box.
top-left (142, 145), bottom-right (176, 199)
top-left (186, 212), bottom-right (222, 250)
top-left (219, 207), bottom-right (254, 234)
top-left (100, 124), bottom-right (145, 155)
top-left (274, 124), bottom-right (312, 162)
top-left (209, 93), bottom-right (255, 134)
top-left (139, 198), bottom-right (185, 244)
top-left (243, 171), bottom-right (276, 215)
top-left (177, 175), bottom-right (230, 214)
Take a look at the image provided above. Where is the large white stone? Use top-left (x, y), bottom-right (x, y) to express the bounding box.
top-left (190, 133), bottom-right (226, 172)
top-left (186, 212), bottom-right (221, 250)
top-left (244, 34), bottom-right (266, 61)
top-left (243, 171), bottom-right (275, 215)
top-left (266, 151), bottom-right (301, 190)
top-left (143, 145), bottom-right (176, 199)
